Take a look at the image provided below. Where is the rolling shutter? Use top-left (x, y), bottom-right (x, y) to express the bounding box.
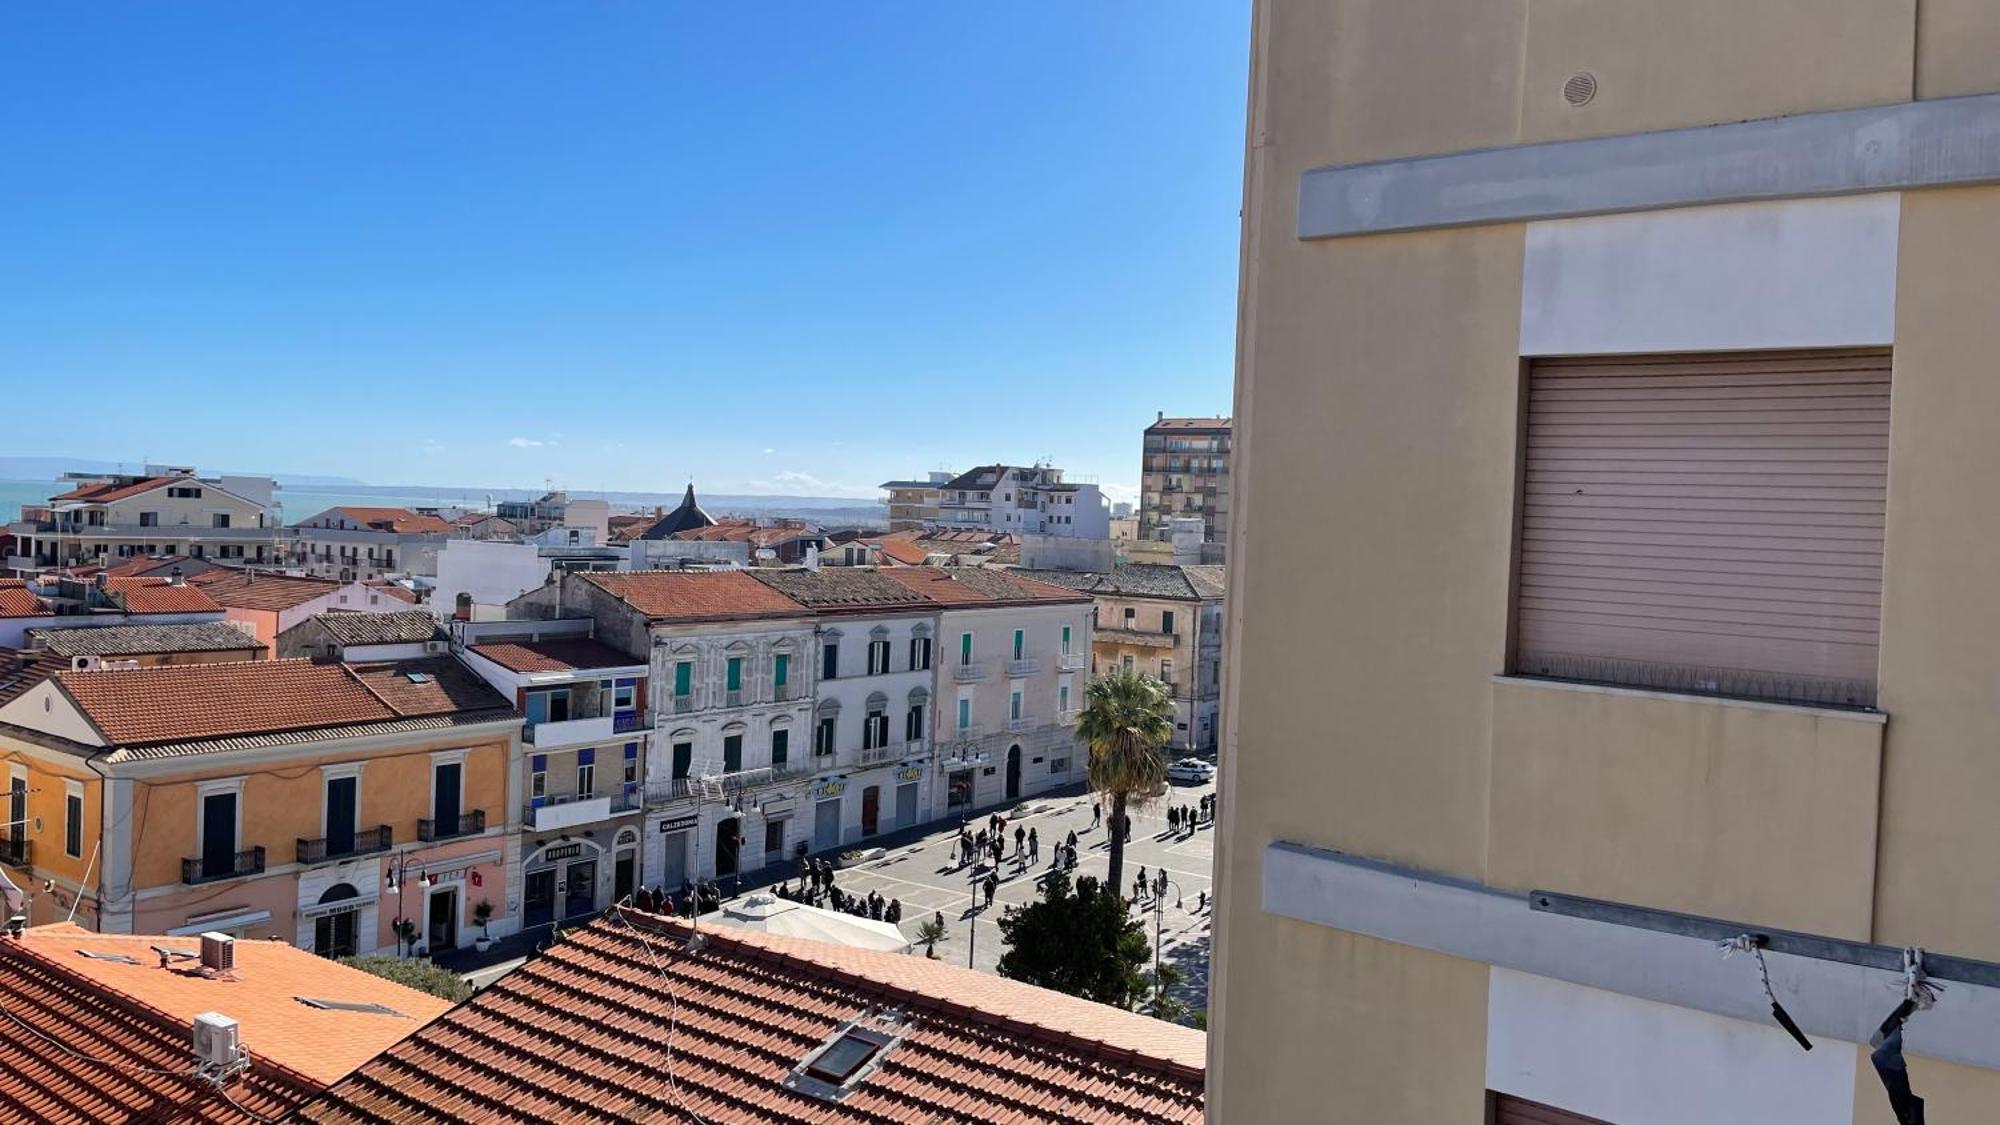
top-left (1515, 349), bottom-right (1888, 708)
top-left (1491, 1093), bottom-right (1613, 1125)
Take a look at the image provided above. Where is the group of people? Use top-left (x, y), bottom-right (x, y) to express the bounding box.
top-left (1164, 796), bottom-right (1214, 837)
top-left (773, 878), bottom-right (903, 923)
top-left (958, 811), bottom-right (1023, 870)
top-left (629, 881), bottom-right (720, 918)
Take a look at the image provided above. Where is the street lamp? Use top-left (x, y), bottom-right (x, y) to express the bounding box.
top-left (1150, 874), bottom-right (1184, 1013)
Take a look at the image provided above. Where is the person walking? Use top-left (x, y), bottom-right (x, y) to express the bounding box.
top-left (1014, 824), bottom-right (1026, 857)
top-left (1091, 801), bottom-right (1102, 830)
top-left (885, 899), bottom-right (902, 924)
top-left (1027, 826), bottom-right (1039, 863)
top-left (983, 872), bottom-right (998, 909)
top-left (1134, 866), bottom-right (1149, 901)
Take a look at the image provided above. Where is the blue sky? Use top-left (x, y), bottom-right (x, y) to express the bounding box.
top-left (0, 4), bottom-right (1248, 502)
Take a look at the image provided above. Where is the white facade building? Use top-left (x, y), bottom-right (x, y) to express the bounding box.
top-left (921, 464), bottom-right (1110, 539)
top-left (432, 534), bottom-right (622, 622)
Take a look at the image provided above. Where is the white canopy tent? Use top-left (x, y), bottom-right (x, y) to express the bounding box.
top-left (697, 893), bottom-right (912, 953)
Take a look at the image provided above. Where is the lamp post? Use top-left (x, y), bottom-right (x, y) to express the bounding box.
top-left (1150, 875), bottom-right (1184, 1013)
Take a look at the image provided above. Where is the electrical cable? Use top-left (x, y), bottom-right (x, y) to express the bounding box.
top-left (0, 996), bottom-right (197, 1078)
top-left (609, 900), bottom-right (709, 1125)
top-left (1719, 933), bottom-right (1812, 1051)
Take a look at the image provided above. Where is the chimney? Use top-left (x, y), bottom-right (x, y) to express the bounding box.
top-left (1156, 410), bottom-right (1164, 423)
top-left (94, 572), bottom-right (109, 591)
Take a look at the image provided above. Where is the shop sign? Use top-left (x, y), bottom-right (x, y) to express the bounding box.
top-left (814, 778), bottom-right (849, 799)
top-left (657, 814), bottom-right (699, 834)
top-left (540, 843), bottom-right (584, 863)
top-left (895, 766), bottom-right (923, 782)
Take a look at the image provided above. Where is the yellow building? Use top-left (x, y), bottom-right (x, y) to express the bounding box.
top-left (1215, 4), bottom-right (2000, 1122)
top-left (0, 657), bottom-right (518, 958)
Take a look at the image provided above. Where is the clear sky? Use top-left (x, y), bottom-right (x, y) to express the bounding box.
top-left (0, 4), bottom-right (1248, 503)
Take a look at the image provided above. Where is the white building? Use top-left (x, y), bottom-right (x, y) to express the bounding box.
top-left (288, 506), bottom-right (455, 582)
top-left (7, 465), bottom-right (282, 573)
top-left (918, 464), bottom-right (1110, 539)
top-left (432, 532), bottom-right (623, 622)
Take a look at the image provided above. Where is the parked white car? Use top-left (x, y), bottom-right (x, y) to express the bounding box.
top-left (1165, 757), bottom-right (1216, 784)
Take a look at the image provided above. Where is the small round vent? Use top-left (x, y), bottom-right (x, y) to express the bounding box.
top-left (1562, 72), bottom-right (1598, 107)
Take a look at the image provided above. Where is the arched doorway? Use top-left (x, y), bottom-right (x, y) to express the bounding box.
top-left (715, 816), bottom-right (741, 878)
top-left (1006, 744), bottom-right (1022, 802)
top-left (313, 883), bottom-right (359, 959)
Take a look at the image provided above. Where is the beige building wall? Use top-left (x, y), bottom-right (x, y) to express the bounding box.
top-left (1216, 2), bottom-right (2000, 1121)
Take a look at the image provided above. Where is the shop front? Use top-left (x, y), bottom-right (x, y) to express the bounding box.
top-left (522, 838), bottom-right (607, 928)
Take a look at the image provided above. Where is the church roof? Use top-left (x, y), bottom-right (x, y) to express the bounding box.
top-left (636, 483), bottom-right (718, 539)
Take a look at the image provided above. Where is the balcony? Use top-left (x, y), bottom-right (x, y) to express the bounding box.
top-left (953, 663), bottom-right (989, 683)
top-left (0, 836), bottom-right (28, 867)
top-left (1058, 652), bottom-right (1088, 672)
top-left (1008, 717), bottom-right (1036, 733)
top-left (854, 745), bottom-right (896, 767)
top-left (296, 826), bottom-right (392, 866)
top-left (525, 787), bottom-right (639, 832)
top-left (418, 809), bottom-right (486, 842)
top-left (645, 777), bottom-right (696, 806)
top-left (182, 846), bottom-right (266, 885)
top-left (1006, 658), bottom-right (1041, 677)
top-left (725, 689), bottom-right (744, 707)
top-left (524, 714), bottom-right (615, 749)
top-left (1059, 709), bottom-right (1079, 726)
top-left (3, 555), bottom-right (34, 573)
top-left (699, 763), bottom-right (806, 798)
top-left (670, 694), bottom-right (695, 714)
top-left (613, 711), bottom-right (646, 734)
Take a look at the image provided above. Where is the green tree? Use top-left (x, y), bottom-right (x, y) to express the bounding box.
top-left (996, 872), bottom-right (1151, 1008)
top-left (1140, 961), bottom-right (1190, 1023)
top-left (339, 955), bottom-right (473, 1003)
top-left (1075, 668), bottom-right (1174, 898)
top-left (916, 916), bottom-right (948, 956)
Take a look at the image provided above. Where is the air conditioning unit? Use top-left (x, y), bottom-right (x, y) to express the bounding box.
top-left (73, 656), bottom-right (99, 672)
top-left (200, 932), bottom-right (236, 973)
top-left (426, 640), bottom-right (445, 654)
top-left (191, 1012), bottom-right (240, 1068)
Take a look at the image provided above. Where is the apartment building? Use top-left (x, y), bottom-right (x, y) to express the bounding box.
top-left (507, 570), bottom-right (817, 891)
top-left (879, 568), bottom-right (1093, 814)
top-left (5, 466), bottom-right (281, 570)
top-left (879, 472), bottom-right (951, 531)
top-left (1215, 5), bottom-right (2000, 1122)
top-left (0, 658), bottom-right (518, 956)
top-left (189, 570), bottom-right (403, 655)
top-left (288, 506), bottom-right (455, 581)
top-left (748, 569), bottom-right (941, 848)
top-left (923, 464), bottom-right (1110, 539)
top-left (1138, 415), bottom-right (1231, 544)
top-left (431, 533), bottom-right (623, 622)
top-left (1018, 564), bottom-right (1226, 752)
top-left (276, 609), bottom-right (444, 661)
top-left (451, 620), bottom-right (650, 926)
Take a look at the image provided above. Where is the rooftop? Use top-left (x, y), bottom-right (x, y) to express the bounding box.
top-left (0, 923), bottom-right (452, 1122)
top-left (748, 567), bottom-right (935, 612)
top-left (879, 566), bottom-right (1090, 607)
top-left (189, 570), bottom-right (345, 612)
top-left (27, 621), bottom-right (263, 658)
top-left (1014, 564), bottom-right (1228, 601)
top-left (634, 483), bottom-right (717, 540)
top-left (105, 577), bottom-right (224, 615)
top-left (297, 507), bottom-right (454, 535)
top-left (0, 579), bottom-right (52, 619)
top-left (468, 638), bottom-right (644, 674)
top-left (49, 474), bottom-right (178, 503)
top-left (577, 569), bottom-right (809, 623)
top-left (295, 911), bottom-right (1203, 1124)
top-left (669, 518), bottom-right (824, 547)
top-left (304, 610), bottom-right (441, 647)
top-left (1146, 415), bottom-right (1233, 432)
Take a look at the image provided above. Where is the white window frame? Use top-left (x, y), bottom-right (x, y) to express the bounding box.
top-left (319, 762), bottom-right (365, 839)
top-left (576, 761), bottom-right (596, 799)
top-left (63, 778), bottom-right (84, 859)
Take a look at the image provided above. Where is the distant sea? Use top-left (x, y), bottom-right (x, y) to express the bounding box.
top-left (0, 479), bottom-right (887, 529)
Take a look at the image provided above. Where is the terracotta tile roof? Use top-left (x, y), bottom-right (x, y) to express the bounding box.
top-left (1014, 564), bottom-right (1228, 602)
top-left (669, 518), bottom-right (824, 547)
top-left (342, 657), bottom-right (511, 717)
top-left (305, 610), bottom-right (440, 647)
top-left (297, 911), bottom-right (1203, 1124)
top-left (748, 568), bottom-right (934, 612)
top-left (49, 475), bottom-right (177, 503)
top-left (189, 570), bottom-right (343, 612)
top-left (27, 622), bottom-right (263, 658)
top-left (106, 577), bottom-right (224, 614)
top-left (365, 582), bottom-right (419, 604)
top-left (0, 579), bottom-right (51, 618)
top-left (871, 537), bottom-right (931, 566)
top-left (300, 507), bottom-right (454, 534)
top-left (578, 570), bottom-right (809, 623)
top-left (0, 923), bottom-right (451, 1120)
top-left (880, 566), bottom-right (1091, 607)
top-left (468, 639), bottom-right (643, 673)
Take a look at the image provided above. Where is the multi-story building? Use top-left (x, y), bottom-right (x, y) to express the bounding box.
top-left (454, 618), bottom-right (650, 927)
top-left (1138, 415), bottom-right (1231, 543)
top-left (924, 464), bottom-right (1110, 539)
top-left (506, 570), bottom-right (817, 891)
top-left (747, 569), bottom-right (941, 848)
top-left (288, 506), bottom-right (455, 581)
top-left (879, 567), bottom-right (1093, 814)
top-left (1017, 564), bottom-right (1226, 752)
top-left (6, 466), bottom-right (282, 571)
top-left (1216, 5), bottom-right (2000, 1122)
top-left (431, 533), bottom-right (623, 623)
top-left (878, 472), bottom-right (952, 531)
top-left (0, 658), bottom-right (518, 955)
top-left (276, 609), bottom-right (444, 662)
top-left (189, 569), bottom-right (406, 656)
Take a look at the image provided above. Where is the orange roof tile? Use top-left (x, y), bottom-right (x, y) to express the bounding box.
top-left (49, 475), bottom-right (178, 503)
top-left (363, 581), bottom-right (418, 604)
top-left (879, 566), bottom-right (1090, 607)
top-left (468, 639), bottom-right (643, 673)
top-left (344, 657), bottom-right (511, 716)
top-left (871, 537), bottom-right (931, 566)
top-left (106, 577), bottom-right (223, 614)
top-left (304, 507), bottom-right (454, 534)
top-left (297, 911), bottom-right (1203, 1124)
top-left (56, 660), bottom-right (396, 745)
top-left (0, 580), bottom-right (51, 619)
top-left (190, 570), bottom-right (344, 612)
top-left (578, 570), bottom-right (809, 622)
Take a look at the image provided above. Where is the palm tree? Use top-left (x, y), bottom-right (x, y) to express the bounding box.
top-left (1076, 668), bottom-right (1174, 900)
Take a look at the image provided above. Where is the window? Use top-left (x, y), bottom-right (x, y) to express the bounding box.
top-left (726, 657), bottom-right (743, 693)
top-left (822, 641), bottom-right (839, 680)
top-left (816, 717), bottom-right (837, 757)
top-left (613, 679), bottom-right (636, 710)
top-left (1121, 654), bottom-right (1134, 673)
top-left (323, 774), bottom-right (357, 855)
top-left (1059, 680), bottom-right (1071, 714)
top-left (576, 749), bottom-right (596, 798)
top-left (867, 639), bottom-right (890, 676)
top-left (198, 783), bottom-right (243, 880)
top-left (774, 653), bottom-right (790, 690)
top-left (169, 486), bottom-right (202, 499)
top-left (1161, 610), bottom-right (1175, 635)
top-left (531, 755), bottom-right (548, 798)
top-left (138, 511), bottom-right (158, 527)
top-left (722, 734), bottom-right (743, 773)
top-left (1123, 607), bottom-right (1136, 624)
top-left (63, 782), bottom-right (83, 859)
top-left (1010, 689), bottom-right (1023, 722)
top-left (771, 728), bottom-right (789, 768)
top-left (673, 661), bottom-right (693, 699)
top-left (905, 703), bottom-right (925, 741)
top-left (1516, 350), bottom-right (1890, 708)
top-left (1060, 625), bottom-right (1071, 655)
top-left (623, 743), bottom-right (639, 786)
top-left (863, 709), bottom-right (888, 750)
top-left (1011, 629), bottom-right (1025, 660)
top-left (431, 759), bottom-right (462, 830)
top-left (957, 696), bottom-right (971, 731)
top-left (672, 741), bottom-right (693, 780)
top-left (909, 636), bottom-right (932, 671)
top-left (525, 688), bottom-right (570, 725)
top-left (805, 1032), bottom-right (884, 1085)
top-left (1160, 659), bottom-right (1174, 688)
top-left (1050, 757), bottom-right (1069, 774)
top-left (959, 632), bottom-right (974, 665)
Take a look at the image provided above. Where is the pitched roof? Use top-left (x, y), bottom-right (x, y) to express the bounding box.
top-left (49, 475), bottom-right (178, 503)
top-left (298, 507), bottom-right (454, 534)
top-left (1145, 416), bottom-right (1232, 432)
top-left (27, 622), bottom-right (263, 658)
top-left (295, 911), bottom-right (1203, 1124)
top-left (0, 580), bottom-right (51, 619)
top-left (0, 923), bottom-right (451, 1121)
top-left (189, 570), bottom-right (344, 611)
top-left (467, 639), bottom-right (643, 673)
top-left (49, 657), bottom-right (508, 748)
top-left (872, 537), bottom-right (931, 566)
top-left (304, 610), bottom-right (440, 647)
top-left (363, 581), bottom-right (419, 604)
top-left (747, 568), bottom-right (934, 612)
top-left (1013, 564), bottom-right (1228, 602)
top-left (635, 483), bottom-right (717, 540)
top-left (577, 570), bottom-right (808, 623)
top-left (879, 566), bottom-right (1090, 607)
top-left (106, 577), bottom-right (223, 614)
top-left (669, 518), bottom-right (823, 547)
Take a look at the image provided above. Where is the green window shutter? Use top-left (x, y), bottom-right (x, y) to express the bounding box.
top-left (960, 633), bottom-right (973, 663)
top-left (727, 658), bottom-right (743, 691)
top-left (774, 654), bottom-right (789, 686)
top-left (674, 661), bottom-right (691, 696)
